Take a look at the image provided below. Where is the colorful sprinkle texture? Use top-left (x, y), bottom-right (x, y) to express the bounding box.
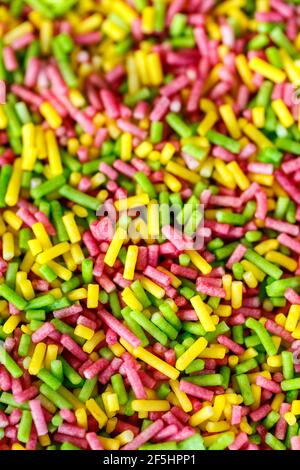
top-left (1, 0), bottom-right (300, 452)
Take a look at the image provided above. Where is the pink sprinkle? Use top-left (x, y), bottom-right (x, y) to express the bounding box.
top-left (29, 399), bottom-right (48, 436)
top-left (3, 46), bottom-right (18, 72)
top-left (277, 233), bottom-right (300, 255)
top-left (74, 32), bottom-right (101, 45)
top-left (121, 419), bottom-right (164, 450)
top-left (98, 309), bottom-right (141, 348)
top-left (265, 217), bottom-right (299, 236)
top-left (249, 404), bottom-right (272, 422)
top-left (247, 162), bottom-right (274, 175)
top-left (152, 424), bottom-right (178, 442)
top-left (58, 423), bottom-right (86, 438)
top-left (231, 405), bottom-right (243, 425)
top-left (285, 288), bottom-right (300, 305)
top-left (160, 75), bottom-right (190, 97)
top-left (0, 80), bottom-right (6, 104)
top-left (291, 436), bottom-right (300, 450)
top-left (31, 322), bottom-right (55, 343)
top-left (228, 432), bottom-right (249, 451)
top-left (60, 409), bottom-right (76, 423)
top-left (255, 189), bottom-right (268, 220)
top-left (53, 305), bottom-right (83, 319)
top-left (100, 89), bottom-right (120, 119)
top-left (98, 357), bottom-right (122, 384)
top-left (196, 279), bottom-right (226, 298)
top-left (123, 361), bottom-right (147, 399)
top-left (265, 319), bottom-right (294, 343)
top-left (256, 375), bottom-right (282, 394)
top-left (226, 244), bottom-right (247, 269)
top-left (282, 157), bottom-right (300, 174)
top-left (60, 334), bottom-right (88, 362)
top-left (83, 358), bottom-right (109, 380)
top-left (116, 119), bottom-right (147, 140)
top-left (143, 266), bottom-right (171, 287)
top-left (275, 170), bottom-right (300, 204)
top-left (179, 380), bottom-right (214, 401)
top-left (217, 334), bottom-right (245, 355)
top-left (86, 432), bottom-right (104, 450)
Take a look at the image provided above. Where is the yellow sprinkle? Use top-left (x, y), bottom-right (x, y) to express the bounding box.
top-left (75, 408), bottom-right (88, 429)
top-left (115, 430), bottom-right (134, 446)
top-left (36, 242), bottom-right (70, 264)
top-left (11, 443), bottom-right (26, 450)
top-left (291, 400), bottom-right (300, 415)
top-left (45, 344), bottom-right (58, 370)
top-left (227, 161), bottom-right (250, 190)
top-left (169, 379), bottom-right (192, 413)
top-left (235, 54), bottom-right (255, 91)
top-left (86, 398), bottom-right (107, 428)
top-left (219, 104), bottom-right (241, 139)
top-left (147, 52), bottom-right (163, 86)
top-left (197, 111), bottom-right (219, 137)
top-left (40, 102), bottom-right (62, 129)
top-left (265, 250), bottom-right (297, 272)
top-left (75, 13), bottom-right (103, 33)
top-left (121, 287), bottom-right (143, 311)
top-left (3, 314), bottom-right (21, 335)
top-left (252, 106), bottom-right (265, 129)
top-left (166, 161), bottom-right (200, 184)
top-left (140, 275), bottom-right (165, 299)
top-left (134, 346), bottom-right (179, 380)
top-left (32, 222), bottom-right (52, 249)
top-left (163, 172), bottom-right (182, 192)
top-left (231, 281), bottom-right (243, 309)
top-left (243, 122), bottom-right (274, 148)
top-left (74, 324), bottom-right (94, 341)
top-left (284, 412), bottom-right (297, 426)
top-left (215, 304), bottom-right (232, 317)
top-left (160, 143), bottom-right (176, 165)
top-left (3, 211), bottom-right (22, 231)
top-left (47, 260), bottom-right (72, 281)
top-left (123, 245), bottom-right (138, 281)
top-left (280, 49), bottom-right (300, 84)
top-left (254, 239), bottom-right (279, 255)
top-left (68, 288), bottom-right (87, 301)
top-left (102, 392), bottom-right (120, 416)
top-left (147, 200), bottom-right (160, 239)
top-left (176, 337), bottom-right (208, 371)
top-left (0, 105), bottom-right (8, 129)
top-left (249, 56), bottom-right (286, 83)
top-left (285, 305), bottom-right (300, 332)
top-left (62, 213), bottom-right (81, 244)
top-left (19, 279), bottom-right (35, 300)
top-left (271, 99), bottom-right (294, 128)
top-left (5, 158), bottom-right (22, 207)
top-left (2, 232), bottom-right (14, 261)
top-left (115, 194), bottom-right (149, 211)
top-left (214, 159), bottom-right (236, 189)
top-left (271, 393), bottom-right (285, 412)
top-left (83, 330), bottom-right (105, 354)
top-left (87, 284), bottom-right (99, 309)
top-left (120, 132), bottom-right (132, 161)
top-left (135, 141), bottom-right (153, 158)
top-left (45, 130), bottom-right (63, 177)
top-left (199, 345), bottom-right (227, 359)
top-left (190, 295), bottom-right (215, 332)
top-left (141, 6), bottom-right (154, 34)
top-left (222, 274), bottom-right (232, 301)
top-left (186, 250), bottom-right (212, 275)
top-left (243, 271), bottom-right (258, 288)
top-left (189, 405), bottom-right (214, 427)
top-left (28, 342), bottom-right (47, 375)
top-left (132, 400), bottom-right (170, 412)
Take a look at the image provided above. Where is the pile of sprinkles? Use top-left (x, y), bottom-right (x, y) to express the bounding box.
top-left (1, 0), bottom-right (300, 451)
